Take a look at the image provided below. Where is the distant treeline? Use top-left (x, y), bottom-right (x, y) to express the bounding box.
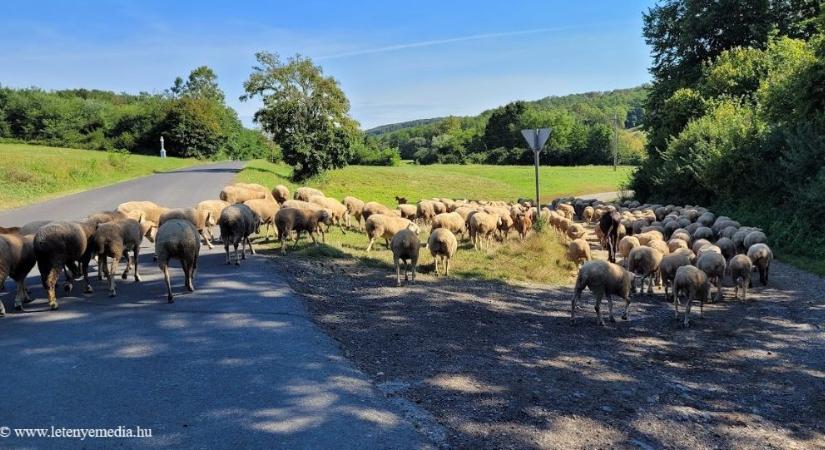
top-left (0, 66), bottom-right (276, 160)
top-left (370, 87), bottom-right (649, 166)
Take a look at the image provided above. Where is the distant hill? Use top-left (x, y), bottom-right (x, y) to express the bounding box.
top-left (366, 117), bottom-right (445, 135)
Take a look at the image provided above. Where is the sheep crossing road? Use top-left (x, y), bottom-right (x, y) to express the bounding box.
top-left (0, 162), bottom-right (426, 449)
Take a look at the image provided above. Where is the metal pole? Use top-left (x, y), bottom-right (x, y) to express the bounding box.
top-left (613, 114), bottom-right (619, 171)
top-left (534, 129), bottom-right (540, 212)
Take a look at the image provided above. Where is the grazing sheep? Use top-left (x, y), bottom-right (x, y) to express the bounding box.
top-left (309, 195), bottom-right (348, 233)
top-left (343, 196), bottom-right (366, 229)
top-left (570, 260), bottom-right (634, 326)
top-left (391, 229), bottom-right (420, 286)
top-left (659, 250), bottom-right (695, 298)
top-left (294, 186), bottom-right (325, 201)
top-left (0, 232), bottom-right (36, 314)
top-left (672, 265), bottom-right (710, 327)
top-left (219, 204), bottom-right (261, 264)
top-left (363, 201), bottom-right (399, 221)
top-left (567, 223), bottom-right (586, 240)
top-left (155, 219), bottom-right (200, 302)
top-left (282, 199), bottom-right (324, 212)
top-left (33, 221), bottom-right (95, 310)
top-left (747, 243), bottom-right (773, 286)
top-left (668, 238), bottom-right (689, 253)
top-left (627, 246), bottom-right (663, 294)
top-left (397, 204), bottom-right (418, 220)
top-left (598, 211), bottom-right (622, 263)
top-left (567, 239), bottom-right (592, 268)
top-left (365, 214), bottom-right (419, 252)
top-left (272, 185), bottom-right (290, 204)
top-left (743, 230), bottom-right (767, 250)
top-left (275, 208), bottom-right (332, 254)
top-left (697, 251), bottom-right (726, 302)
top-left (697, 212), bottom-right (715, 227)
top-left (432, 201), bottom-right (447, 215)
top-left (428, 228), bottom-right (458, 277)
top-left (469, 212), bottom-right (502, 250)
top-left (220, 185), bottom-right (267, 204)
top-left (244, 198), bottom-right (281, 240)
top-left (416, 200), bottom-right (437, 224)
top-left (514, 212), bottom-right (532, 241)
top-left (716, 237), bottom-right (736, 260)
top-left (497, 213), bottom-right (515, 240)
top-left (94, 219), bottom-right (147, 297)
top-left (618, 235), bottom-right (640, 260)
top-left (728, 254), bottom-right (753, 300)
top-left (432, 212), bottom-right (467, 239)
top-left (159, 208), bottom-right (214, 249)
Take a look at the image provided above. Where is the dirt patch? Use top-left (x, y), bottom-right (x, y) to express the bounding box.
top-left (263, 243), bottom-right (825, 449)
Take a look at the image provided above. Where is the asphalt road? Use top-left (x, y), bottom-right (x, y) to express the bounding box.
top-left (0, 162), bottom-right (426, 449)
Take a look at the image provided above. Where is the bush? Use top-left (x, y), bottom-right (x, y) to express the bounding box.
top-left (106, 148), bottom-right (131, 170)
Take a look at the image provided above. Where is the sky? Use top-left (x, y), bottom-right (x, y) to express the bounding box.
top-left (0, 0), bottom-right (656, 129)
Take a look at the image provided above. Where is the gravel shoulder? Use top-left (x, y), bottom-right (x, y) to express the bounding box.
top-left (266, 232), bottom-right (825, 449)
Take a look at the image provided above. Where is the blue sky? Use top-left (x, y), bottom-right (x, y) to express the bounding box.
top-left (0, 0), bottom-right (655, 129)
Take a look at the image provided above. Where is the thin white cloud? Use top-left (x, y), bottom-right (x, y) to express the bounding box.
top-left (316, 24), bottom-right (614, 60)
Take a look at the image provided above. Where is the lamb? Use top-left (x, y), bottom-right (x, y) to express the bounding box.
top-left (309, 195), bottom-right (348, 233)
top-left (0, 232), bottom-right (36, 314)
top-left (155, 219), bottom-right (200, 302)
top-left (514, 212), bottom-right (532, 241)
top-left (271, 185), bottom-right (290, 204)
top-left (94, 219), bottom-right (147, 297)
top-left (397, 204), bottom-right (418, 220)
top-left (428, 228), bottom-right (458, 277)
top-left (220, 185), bottom-right (267, 204)
top-left (598, 211), bottom-right (622, 263)
top-left (697, 251), bottom-right (726, 302)
top-left (431, 212), bottom-right (467, 239)
top-left (626, 246), bottom-right (663, 294)
top-left (728, 254), bottom-right (753, 300)
top-left (469, 212), bottom-right (502, 250)
top-left (659, 250), bottom-right (695, 298)
top-left (391, 228), bottom-right (420, 286)
top-left (276, 208), bottom-right (332, 254)
top-left (363, 201), bottom-right (399, 221)
top-left (566, 238), bottom-right (592, 268)
top-left (33, 221), bottom-right (96, 310)
top-left (244, 198), bottom-right (281, 240)
top-left (570, 260), bottom-right (634, 326)
top-left (747, 243), bottom-right (773, 286)
top-left (219, 204), bottom-right (261, 264)
top-left (159, 208), bottom-right (214, 249)
top-left (343, 196), bottom-right (366, 229)
top-left (672, 265), bottom-right (710, 327)
top-left (743, 230), bottom-right (767, 250)
top-left (365, 214), bottom-right (419, 252)
top-left (294, 186), bottom-right (325, 201)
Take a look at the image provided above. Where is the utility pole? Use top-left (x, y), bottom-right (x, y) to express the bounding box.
top-left (612, 113), bottom-right (619, 171)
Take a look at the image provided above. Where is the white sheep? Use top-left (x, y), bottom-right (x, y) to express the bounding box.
top-left (728, 254), bottom-right (753, 300)
top-left (673, 265), bottom-right (710, 327)
top-left (570, 260), bottom-right (634, 326)
top-left (747, 243), bottom-right (773, 286)
top-left (428, 228), bottom-right (458, 277)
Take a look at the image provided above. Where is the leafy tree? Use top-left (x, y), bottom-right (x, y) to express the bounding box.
top-left (241, 52), bottom-right (360, 180)
top-left (483, 101), bottom-right (527, 150)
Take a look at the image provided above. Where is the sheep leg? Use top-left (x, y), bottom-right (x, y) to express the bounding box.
top-left (224, 241), bottom-right (232, 264)
top-left (433, 256), bottom-right (439, 276)
top-left (246, 235), bottom-right (256, 254)
top-left (445, 257), bottom-right (450, 276)
top-left (395, 257), bottom-right (401, 286)
top-left (13, 281), bottom-right (28, 311)
top-left (594, 291), bottom-right (606, 326)
top-left (132, 246), bottom-right (141, 282)
top-left (715, 278), bottom-right (722, 302)
top-left (621, 294), bottom-right (630, 320)
top-left (182, 260), bottom-right (194, 292)
top-left (607, 294), bottom-right (616, 323)
top-left (234, 242), bottom-right (241, 266)
top-left (411, 258), bottom-right (417, 284)
top-left (97, 253), bottom-right (105, 281)
top-left (240, 237), bottom-right (247, 260)
top-left (647, 274), bottom-right (654, 294)
top-left (108, 255), bottom-right (119, 297)
top-left (41, 266), bottom-right (59, 311)
top-left (366, 237), bottom-right (375, 252)
top-left (310, 232), bottom-right (319, 247)
top-left (673, 288), bottom-right (680, 320)
top-left (160, 262), bottom-right (173, 303)
top-left (200, 230), bottom-right (214, 249)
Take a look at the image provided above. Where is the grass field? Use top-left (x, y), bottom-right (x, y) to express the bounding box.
top-left (237, 160), bottom-right (634, 206)
top-left (0, 143), bottom-right (197, 210)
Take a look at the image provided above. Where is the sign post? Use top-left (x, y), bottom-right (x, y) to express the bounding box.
top-left (521, 128), bottom-right (551, 212)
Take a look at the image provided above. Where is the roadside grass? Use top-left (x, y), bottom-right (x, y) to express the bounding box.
top-left (0, 143), bottom-right (197, 210)
top-left (257, 224), bottom-right (577, 285)
top-left (236, 160), bottom-right (633, 206)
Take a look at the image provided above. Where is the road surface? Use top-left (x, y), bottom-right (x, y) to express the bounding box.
top-left (0, 162), bottom-right (427, 449)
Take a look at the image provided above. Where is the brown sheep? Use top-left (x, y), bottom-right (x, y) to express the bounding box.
top-left (728, 254), bottom-right (753, 300)
top-left (697, 251), bottom-right (726, 302)
top-left (117, 201), bottom-right (169, 241)
top-left (428, 228), bottom-right (458, 277)
top-left (275, 208), bottom-right (332, 254)
top-left (391, 228), bottom-right (420, 286)
top-left (566, 238), bottom-right (592, 268)
top-left (571, 260), bottom-right (634, 326)
top-left (159, 208), bottom-right (214, 249)
top-left (673, 265), bottom-right (710, 327)
top-left (220, 204), bottom-right (262, 264)
top-left (33, 221), bottom-right (96, 310)
top-left (0, 232), bottom-right (36, 314)
top-left (94, 219), bottom-right (147, 297)
top-left (244, 198), bottom-right (281, 241)
top-left (627, 246), bottom-right (663, 294)
top-left (514, 212), bottom-right (532, 241)
top-left (365, 214), bottom-right (419, 252)
top-left (155, 219), bottom-right (200, 302)
top-left (196, 199), bottom-right (230, 242)
top-left (416, 200), bottom-right (437, 224)
top-left (343, 196), bottom-right (366, 229)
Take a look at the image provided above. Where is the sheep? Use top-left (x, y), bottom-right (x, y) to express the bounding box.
top-left (672, 265), bottom-right (711, 327)
top-left (94, 219), bottom-right (147, 297)
top-left (154, 219), bottom-right (200, 302)
top-left (219, 204), bottom-right (262, 264)
top-left (567, 238), bottom-right (592, 268)
top-left (691, 238), bottom-right (712, 255)
top-left (33, 221), bottom-right (96, 310)
top-left (416, 200), bottom-right (437, 224)
top-left (697, 212), bottom-right (715, 227)
top-left (20, 220), bottom-right (51, 236)
top-left (697, 251), bottom-right (726, 302)
top-left (671, 230), bottom-right (691, 245)
top-left (728, 254), bottom-right (753, 300)
top-left (391, 229), bottom-right (420, 286)
top-left (618, 236), bottom-right (640, 260)
top-left (294, 186), bottom-right (325, 201)
top-left (431, 212), bottom-right (467, 239)
top-left (659, 249), bottom-right (695, 298)
top-left (515, 213), bottom-right (536, 241)
top-left (394, 195), bottom-right (408, 205)
top-left (668, 238), bottom-right (689, 252)
top-left (244, 198), bottom-right (281, 240)
top-left (570, 260), bottom-right (634, 326)
top-left (275, 208), bottom-right (332, 254)
top-left (159, 208), bottom-right (214, 249)
top-left (432, 201), bottom-right (447, 215)
top-left (343, 196), bottom-right (366, 229)
top-left (365, 214), bottom-right (419, 252)
top-left (743, 230), bottom-right (767, 250)
top-left (747, 243), bottom-right (773, 286)
top-left (692, 226), bottom-right (714, 241)
top-left (567, 223), bottom-right (586, 240)
top-left (733, 228), bottom-right (757, 254)
top-left (85, 210), bottom-right (128, 225)
top-left (697, 244), bottom-right (722, 259)
top-left (272, 185), bottom-right (290, 204)
top-left (497, 213), bottom-right (515, 240)
top-left (309, 195), bottom-right (348, 233)
top-left (627, 246), bottom-right (663, 294)
top-left (715, 237), bottom-right (736, 260)
top-left (583, 206), bottom-right (595, 222)
top-left (220, 185), bottom-right (267, 204)
top-left (397, 204), bottom-right (418, 220)
top-left (598, 211), bottom-right (622, 263)
top-left (635, 230), bottom-right (664, 246)
top-left (469, 212), bottom-right (502, 250)
top-left (116, 201), bottom-right (169, 241)
top-left (556, 203), bottom-right (574, 220)
top-left (453, 206), bottom-right (476, 222)
top-left (282, 199), bottom-right (324, 212)
top-left (363, 201), bottom-right (399, 221)
top-left (428, 228), bottom-right (458, 277)
top-left (234, 183), bottom-right (275, 200)
top-left (646, 239), bottom-right (670, 257)
top-left (0, 232), bottom-right (36, 314)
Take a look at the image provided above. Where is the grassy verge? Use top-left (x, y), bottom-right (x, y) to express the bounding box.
top-left (236, 160), bottom-right (633, 206)
top-left (257, 225), bottom-right (577, 285)
top-left (0, 143), bottom-right (198, 210)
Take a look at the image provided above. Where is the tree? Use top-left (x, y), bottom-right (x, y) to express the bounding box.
top-left (169, 66), bottom-right (225, 102)
top-left (241, 52), bottom-right (359, 180)
top-left (483, 101), bottom-right (527, 150)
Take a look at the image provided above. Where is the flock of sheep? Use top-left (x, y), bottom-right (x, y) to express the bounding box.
top-left (0, 181), bottom-right (775, 330)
